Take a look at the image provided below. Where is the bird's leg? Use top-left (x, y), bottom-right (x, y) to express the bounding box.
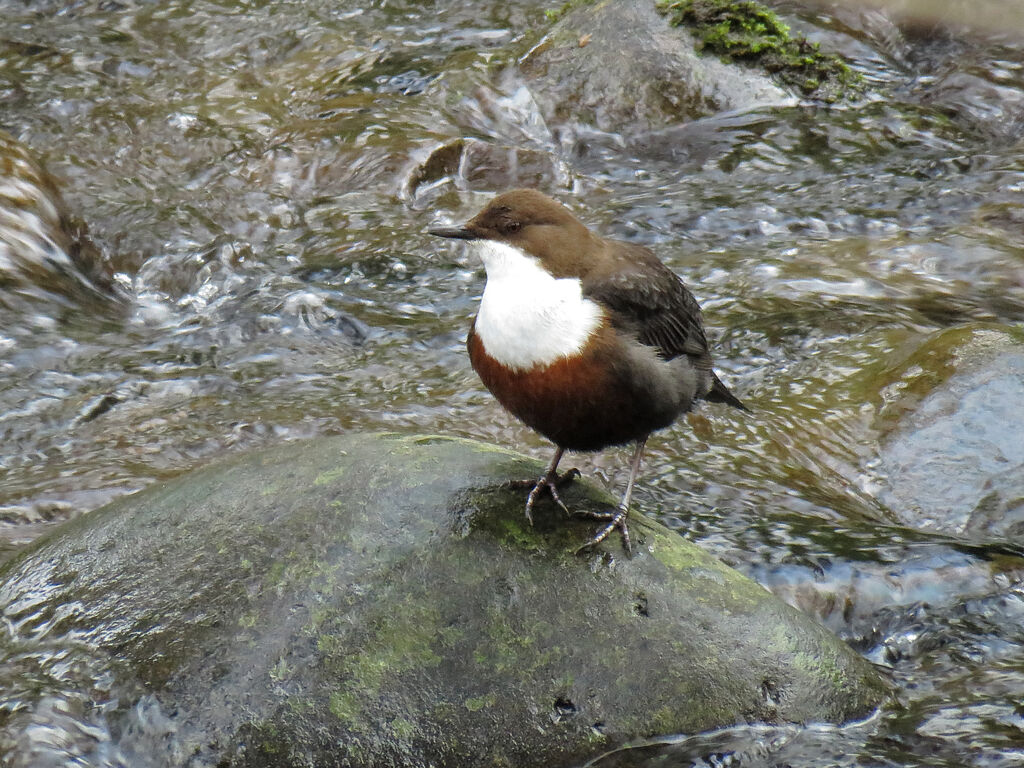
top-left (505, 446), bottom-right (580, 524)
top-left (578, 437), bottom-right (647, 555)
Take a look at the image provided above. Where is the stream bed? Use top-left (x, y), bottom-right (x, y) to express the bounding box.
top-left (2, 0), bottom-right (1024, 765)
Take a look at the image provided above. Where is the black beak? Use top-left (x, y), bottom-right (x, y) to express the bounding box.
top-left (427, 226), bottom-right (477, 240)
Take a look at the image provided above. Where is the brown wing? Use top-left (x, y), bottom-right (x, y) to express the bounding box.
top-left (582, 241), bottom-right (749, 411)
top-left (581, 242), bottom-right (712, 371)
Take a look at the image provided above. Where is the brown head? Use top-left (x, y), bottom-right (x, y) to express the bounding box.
top-left (428, 189), bottom-right (602, 278)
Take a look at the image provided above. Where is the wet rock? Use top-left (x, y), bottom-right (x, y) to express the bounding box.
top-left (0, 130), bottom-right (116, 305)
top-left (519, 0), bottom-right (792, 134)
top-left (874, 328), bottom-right (1024, 539)
top-left (841, 4), bottom-right (1024, 138)
top-left (919, 70), bottom-right (1024, 138)
top-left (402, 137), bottom-right (570, 205)
top-left (0, 433), bottom-right (886, 768)
top-left (657, 0), bottom-right (859, 101)
top-left (726, 2), bottom-right (1024, 140)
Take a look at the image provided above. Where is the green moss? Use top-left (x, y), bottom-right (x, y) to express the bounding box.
top-left (658, 0), bottom-right (860, 101)
top-left (464, 692), bottom-right (497, 712)
top-left (647, 523), bottom-right (765, 611)
top-left (269, 656), bottom-right (292, 683)
top-left (286, 696), bottom-right (312, 715)
top-left (390, 717), bottom-right (417, 740)
top-left (266, 561), bottom-right (286, 584)
top-left (544, 0), bottom-right (592, 23)
top-left (329, 690), bottom-right (360, 721)
top-left (482, 610), bottom-right (537, 674)
top-left (313, 465), bottom-right (348, 487)
top-left (649, 704), bottom-right (681, 735)
top-left (498, 514), bottom-right (545, 551)
top-left (320, 600), bottom-right (446, 731)
top-left (241, 722), bottom-right (282, 756)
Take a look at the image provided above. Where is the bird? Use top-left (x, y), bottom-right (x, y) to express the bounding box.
top-left (428, 189), bottom-right (747, 554)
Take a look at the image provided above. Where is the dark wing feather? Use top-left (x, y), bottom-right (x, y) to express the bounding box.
top-left (581, 243), bottom-right (713, 372)
top-left (582, 240), bottom-right (749, 411)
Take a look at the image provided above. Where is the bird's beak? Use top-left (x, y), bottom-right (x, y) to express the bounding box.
top-left (427, 226), bottom-right (477, 240)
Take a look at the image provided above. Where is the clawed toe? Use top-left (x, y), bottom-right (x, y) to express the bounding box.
top-left (520, 469), bottom-right (579, 523)
top-left (505, 467), bottom-right (579, 492)
top-left (576, 506), bottom-right (632, 555)
top-left (502, 444), bottom-right (636, 556)
top-left (554, 468), bottom-right (581, 487)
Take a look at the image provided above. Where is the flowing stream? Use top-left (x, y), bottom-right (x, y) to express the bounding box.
top-left (2, 0), bottom-right (1024, 764)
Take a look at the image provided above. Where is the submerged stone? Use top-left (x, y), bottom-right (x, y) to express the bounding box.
top-left (402, 138), bottom-right (569, 204)
top-left (874, 327), bottom-right (1024, 540)
top-left (0, 433), bottom-right (887, 767)
top-left (0, 130), bottom-right (117, 306)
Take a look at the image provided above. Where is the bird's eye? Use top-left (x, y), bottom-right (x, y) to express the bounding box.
top-left (503, 220), bottom-right (521, 233)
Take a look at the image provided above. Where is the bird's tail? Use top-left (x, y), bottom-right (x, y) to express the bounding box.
top-left (705, 372), bottom-right (750, 412)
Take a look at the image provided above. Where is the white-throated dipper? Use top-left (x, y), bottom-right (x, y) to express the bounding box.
top-left (429, 189), bottom-right (747, 554)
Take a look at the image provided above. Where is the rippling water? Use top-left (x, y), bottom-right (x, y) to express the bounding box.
top-left (2, 0), bottom-right (1024, 764)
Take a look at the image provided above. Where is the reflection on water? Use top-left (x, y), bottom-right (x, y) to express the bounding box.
top-left (2, 0), bottom-right (1024, 764)
top-left (582, 717), bottom-right (884, 767)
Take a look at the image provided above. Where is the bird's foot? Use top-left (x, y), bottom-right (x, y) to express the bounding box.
top-left (507, 468), bottom-right (581, 524)
top-left (576, 506), bottom-right (632, 556)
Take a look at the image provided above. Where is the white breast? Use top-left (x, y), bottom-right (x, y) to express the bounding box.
top-left (470, 239), bottom-right (604, 372)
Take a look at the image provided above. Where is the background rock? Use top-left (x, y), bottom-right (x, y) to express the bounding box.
top-left (402, 137), bottom-right (571, 205)
top-left (519, 0), bottom-right (792, 134)
top-left (872, 328), bottom-right (1024, 538)
top-left (0, 130), bottom-right (114, 306)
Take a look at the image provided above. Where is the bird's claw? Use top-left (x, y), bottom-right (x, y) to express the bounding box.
top-left (508, 468), bottom-right (580, 524)
top-left (576, 506), bottom-right (632, 555)
top-left (506, 468), bottom-right (579, 491)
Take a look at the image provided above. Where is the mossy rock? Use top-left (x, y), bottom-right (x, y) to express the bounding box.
top-left (658, 0), bottom-right (859, 101)
top-left (521, 0), bottom-right (790, 133)
top-left (0, 433), bottom-right (887, 767)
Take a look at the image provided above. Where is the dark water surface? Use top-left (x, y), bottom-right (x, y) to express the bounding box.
top-left (2, 0), bottom-right (1024, 765)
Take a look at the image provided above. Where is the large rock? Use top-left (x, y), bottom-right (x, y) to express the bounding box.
top-left (519, 0), bottom-right (791, 133)
top-left (0, 433), bottom-right (886, 767)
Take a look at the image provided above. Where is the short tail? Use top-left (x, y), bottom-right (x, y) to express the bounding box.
top-left (705, 372), bottom-right (750, 412)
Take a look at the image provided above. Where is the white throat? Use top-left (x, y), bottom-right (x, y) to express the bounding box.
top-left (471, 240), bottom-right (603, 372)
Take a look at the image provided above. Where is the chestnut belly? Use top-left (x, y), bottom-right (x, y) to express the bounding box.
top-left (468, 327), bottom-right (692, 452)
